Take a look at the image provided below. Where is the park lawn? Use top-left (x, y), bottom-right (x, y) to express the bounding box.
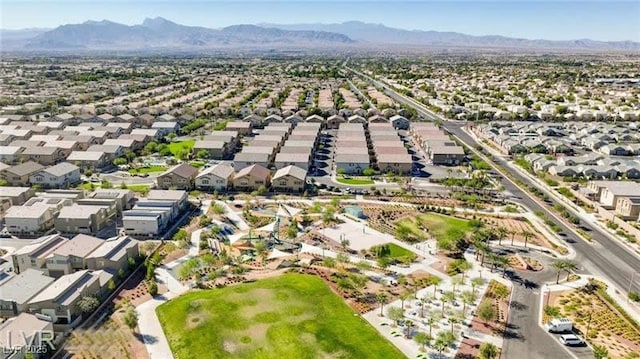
top-left (395, 218), bottom-right (426, 240)
top-left (156, 273), bottom-right (404, 359)
top-left (417, 213), bottom-right (471, 241)
top-left (128, 166), bottom-right (167, 174)
top-left (336, 177), bottom-right (374, 185)
top-left (168, 140), bottom-right (195, 156)
top-left (386, 243), bottom-right (415, 259)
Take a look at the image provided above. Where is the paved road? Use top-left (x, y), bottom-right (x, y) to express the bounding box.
top-left (502, 252), bottom-right (591, 359)
top-left (349, 66), bottom-right (640, 296)
top-left (445, 123), bottom-right (640, 294)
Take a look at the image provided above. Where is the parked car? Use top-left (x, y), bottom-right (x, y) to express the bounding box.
top-left (559, 334), bottom-right (584, 346)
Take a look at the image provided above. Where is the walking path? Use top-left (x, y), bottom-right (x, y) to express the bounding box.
top-left (136, 200), bottom-right (212, 359)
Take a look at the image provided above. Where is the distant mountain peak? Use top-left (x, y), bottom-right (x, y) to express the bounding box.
top-left (141, 17), bottom-right (177, 28)
top-left (83, 19), bottom-right (116, 26)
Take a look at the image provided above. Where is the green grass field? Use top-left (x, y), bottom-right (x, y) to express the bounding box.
top-left (156, 274), bottom-right (404, 359)
top-left (417, 213), bottom-right (471, 241)
top-left (168, 140), bottom-right (195, 156)
top-left (128, 166), bottom-right (167, 174)
top-left (336, 177), bottom-right (374, 185)
top-left (386, 243), bottom-right (414, 259)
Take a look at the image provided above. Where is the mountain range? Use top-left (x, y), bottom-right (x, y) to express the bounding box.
top-left (1, 17), bottom-right (638, 52)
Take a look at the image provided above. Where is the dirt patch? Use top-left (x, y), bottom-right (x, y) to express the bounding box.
top-left (430, 254), bottom-right (455, 275)
top-left (455, 337), bottom-right (483, 359)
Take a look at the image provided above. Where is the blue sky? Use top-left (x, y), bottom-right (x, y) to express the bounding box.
top-left (2, 1), bottom-right (639, 41)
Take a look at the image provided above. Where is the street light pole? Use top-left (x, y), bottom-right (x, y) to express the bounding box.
top-left (546, 286), bottom-right (551, 307)
top-left (628, 272), bottom-right (638, 303)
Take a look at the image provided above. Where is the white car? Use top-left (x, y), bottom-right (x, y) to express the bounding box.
top-left (559, 334), bottom-right (584, 346)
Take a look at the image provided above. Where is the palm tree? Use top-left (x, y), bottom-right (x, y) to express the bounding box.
top-left (563, 260), bottom-right (578, 281)
top-left (521, 230), bottom-right (534, 248)
top-left (471, 277), bottom-right (484, 294)
top-left (425, 313), bottom-right (439, 337)
top-left (377, 292), bottom-right (388, 317)
top-left (458, 260), bottom-right (473, 281)
top-left (478, 342), bottom-right (499, 359)
top-left (495, 255), bottom-right (510, 277)
top-left (400, 291), bottom-right (413, 309)
top-left (419, 296), bottom-right (428, 317)
top-left (551, 260), bottom-right (567, 284)
top-left (441, 290), bottom-right (456, 314)
top-left (448, 316), bottom-right (459, 334)
top-left (414, 332), bottom-right (431, 352)
top-left (496, 226), bottom-right (508, 246)
top-left (509, 229), bottom-right (517, 246)
top-left (461, 290), bottom-right (477, 316)
top-left (452, 275), bottom-right (465, 293)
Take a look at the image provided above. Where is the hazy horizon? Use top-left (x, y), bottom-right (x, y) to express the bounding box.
top-left (2, 1), bottom-right (639, 42)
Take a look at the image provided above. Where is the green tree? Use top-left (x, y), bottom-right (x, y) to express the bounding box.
top-left (107, 279), bottom-right (116, 292)
top-left (148, 280), bottom-right (158, 296)
top-left (196, 149), bottom-right (209, 159)
top-left (477, 301), bottom-right (496, 325)
top-left (363, 168), bottom-right (375, 176)
top-left (123, 305), bottom-right (139, 331)
top-left (77, 296), bottom-right (100, 314)
top-left (387, 306), bottom-right (404, 325)
top-left (461, 290), bottom-right (477, 316)
top-left (413, 332), bottom-right (431, 352)
top-left (478, 342), bottom-right (499, 359)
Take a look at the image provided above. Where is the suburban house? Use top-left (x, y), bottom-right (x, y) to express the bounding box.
top-left (335, 153), bottom-right (370, 175)
top-left (599, 182), bottom-right (640, 209)
top-left (28, 269), bottom-right (111, 328)
top-left (271, 165), bottom-right (307, 193)
top-left (156, 163), bottom-right (198, 190)
top-left (54, 205), bottom-right (110, 235)
top-left (615, 196), bottom-right (640, 220)
top-left (29, 162), bottom-right (81, 189)
top-left (66, 151), bottom-right (107, 171)
top-left (0, 269), bottom-right (55, 318)
top-left (195, 163), bottom-right (235, 192)
top-left (4, 204), bottom-right (56, 236)
top-left (11, 235), bottom-right (70, 274)
top-left (151, 121), bottom-right (179, 136)
top-left (19, 146), bottom-right (66, 166)
top-left (42, 234), bottom-right (106, 278)
top-left (390, 115), bottom-right (410, 130)
top-left (232, 164), bottom-right (271, 191)
top-left (0, 186), bottom-right (35, 205)
top-left (0, 146), bottom-right (24, 164)
top-left (0, 313), bottom-right (54, 358)
top-left (1, 161), bottom-right (44, 186)
top-left (86, 235), bottom-right (139, 273)
top-left (193, 140), bottom-right (231, 159)
top-left (123, 190), bottom-right (187, 238)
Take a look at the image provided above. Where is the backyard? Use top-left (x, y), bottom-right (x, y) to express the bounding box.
top-left (156, 273), bottom-right (405, 359)
top-left (168, 140), bottom-right (195, 157)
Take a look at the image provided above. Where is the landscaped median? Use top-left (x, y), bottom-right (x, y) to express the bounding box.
top-left (541, 277), bottom-right (640, 358)
top-left (156, 273), bottom-right (404, 359)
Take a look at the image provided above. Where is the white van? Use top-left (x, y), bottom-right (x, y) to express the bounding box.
top-left (559, 334), bottom-right (583, 346)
